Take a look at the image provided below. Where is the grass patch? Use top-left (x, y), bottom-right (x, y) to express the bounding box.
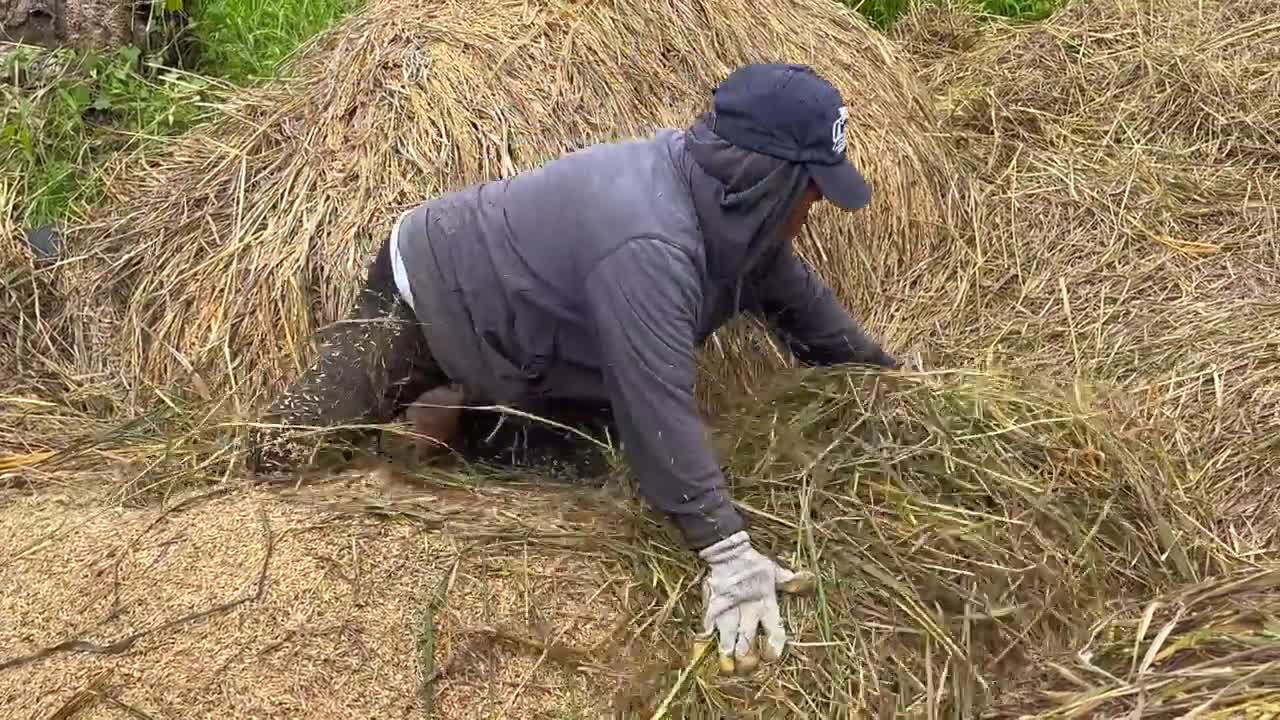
top-left (1, 0), bottom-right (364, 231)
top-left (852, 0), bottom-right (1062, 27)
top-left (975, 0), bottom-right (1061, 19)
top-left (852, 0), bottom-right (916, 27)
top-left (1, 46), bottom-right (223, 229)
top-left (192, 0), bottom-right (364, 83)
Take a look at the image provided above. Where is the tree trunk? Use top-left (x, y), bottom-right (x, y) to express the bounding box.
top-left (1, 0), bottom-right (133, 50)
top-left (2, 0), bottom-right (198, 68)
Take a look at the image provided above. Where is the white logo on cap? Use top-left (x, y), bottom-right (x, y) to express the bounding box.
top-left (832, 106), bottom-right (849, 154)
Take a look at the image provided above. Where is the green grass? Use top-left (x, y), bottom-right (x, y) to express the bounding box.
top-left (850, 0), bottom-right (1062, 27)
top-left (852, 0), bottom-right (915, 27)
top-left (978, 0), bottom-right (1061, 19)
top-left (192, 0), bottom-right (364, 83)
top-left (1, 46), bottom-right (223, 228)
top-left (2, 0), bottom-right (364, 231)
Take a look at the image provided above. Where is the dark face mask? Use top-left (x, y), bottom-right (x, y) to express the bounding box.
top-left (777, 183), bottom-right (823, 244)
top-left (683, 114), bottom-right (815, 316)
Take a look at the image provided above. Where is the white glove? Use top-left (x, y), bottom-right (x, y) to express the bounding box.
top-left (902, 349), bottom-right (926, 372)
top-left (695, 531), bottom-right (816, 675)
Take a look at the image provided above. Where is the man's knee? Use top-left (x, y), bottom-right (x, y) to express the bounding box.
top-left (405, 385), bottom-right (464, 460)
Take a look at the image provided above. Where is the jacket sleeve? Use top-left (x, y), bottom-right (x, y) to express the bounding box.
top-left (751, 248), bottom-right (898, 369)
top-left (583, 237), bottom-right (746, 551)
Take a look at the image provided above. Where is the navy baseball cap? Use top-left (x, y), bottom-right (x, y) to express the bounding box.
top-left (709, 63), bottom-right (872, 211)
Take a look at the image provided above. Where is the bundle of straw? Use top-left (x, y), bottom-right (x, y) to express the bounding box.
top-left (661, 366), bottom-right (1236, 716)
top-left (986, 566), bottom-right (1280, 718)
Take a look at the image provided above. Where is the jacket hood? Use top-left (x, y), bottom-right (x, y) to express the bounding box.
top-left (680, 113), bottom-right (813, 321)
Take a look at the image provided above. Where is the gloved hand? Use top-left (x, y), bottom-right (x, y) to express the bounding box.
top-left (901, 350), bottom-right (926, 372)
top-left (694, 531), bottom-right (816, 675)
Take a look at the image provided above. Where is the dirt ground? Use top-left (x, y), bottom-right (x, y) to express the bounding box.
top-left (0, 470), bottom-right (643, 719)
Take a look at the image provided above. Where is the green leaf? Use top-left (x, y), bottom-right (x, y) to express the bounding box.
top-left (57, 86), bottom-right (77, 111)
top-left (59, 84), bottom-right (93, 112)
top-left (18, 123), bottom-right (34, 156)
top-left (165, 0), bottom-right (185, 11)
top-left (91, 95), bottom-right (113, 111)
top-left (82, 53), bottom-right (105, 76)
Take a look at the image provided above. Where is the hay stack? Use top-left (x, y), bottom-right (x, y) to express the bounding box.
top-left (0, 174), bottom-right (73, 406)
top-left (892, 0), bottom-right (1280, 545)
top-left (901, 0), bottom-right (1280, 387)
top-left (0, 199), bottom-right (120, 457)
top-left (2, 364), bottom-right (1273, 718)
top-left (0, 174), bottom-right (26, 385)
top-left (63, 0), bottom-right (957, 417)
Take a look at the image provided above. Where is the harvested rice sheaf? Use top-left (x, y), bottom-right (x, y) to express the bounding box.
top-left (691, 366), bottom-right (1239, 715)
top-left (985, 566), bottom-right (1280, 719)
top-left (894, 0), bottom-right (1280, 549)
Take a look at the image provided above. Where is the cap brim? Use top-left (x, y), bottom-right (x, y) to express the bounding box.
top-left (808, 161), bottom-right (872, 211)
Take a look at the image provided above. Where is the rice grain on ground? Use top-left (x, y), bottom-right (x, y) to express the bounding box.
top-left (0, 475), bottom-right (635, 719)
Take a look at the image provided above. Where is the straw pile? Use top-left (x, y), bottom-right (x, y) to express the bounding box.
top-left (0, 49), bottom-right (135, 430)
top-left (2, 164), bottom-right (30, 382)
top-left (0, 172), bottom-right (90, 429)
top-left (11, 366), bottom-right (1273, 717)
top-left (1, 175), bottom-right (29, 388)
top-left (59, 0), bottom-right (957, 419)
top-left (0, 206), bottom-right (68, 475)
top-left (692, 366), bottom-right (1256, 716)
top-left (892, 0), bottom-right (1280, 548)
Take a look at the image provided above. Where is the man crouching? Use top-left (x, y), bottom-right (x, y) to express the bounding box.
top-left (248, 62), bottom-right (899, 675)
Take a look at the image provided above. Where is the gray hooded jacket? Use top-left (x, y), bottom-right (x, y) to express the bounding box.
top-left (396, 116), bottom-right (895, 550)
